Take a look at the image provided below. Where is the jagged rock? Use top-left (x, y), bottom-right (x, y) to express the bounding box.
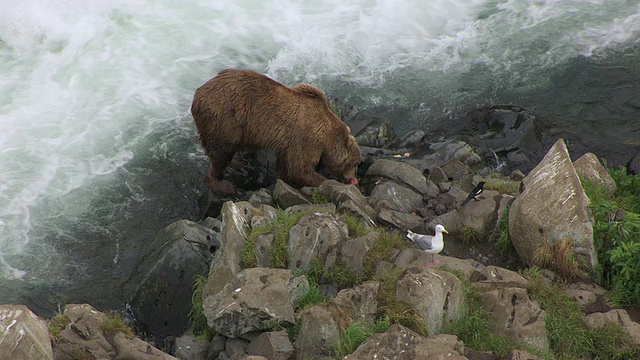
top-left (0, 305), bottom-right (53, 360)
top-left (204, 268), bottom-right (296, 338)
top-left (112, 332), bottom-right (178, 360)
top-left (510, 170), bottom-right (527, 181)
top-left (369, 181), bottom-right (425, 213)
top-left (464, 105), bottom-right (544, 173)
top-left (377, 208), bottom-right (424, 231)
top-left (477, 287), bottom-right (549, 351)
top-left (441, 159), bottom-right (476, 187)
top-left (288, 212), bottom-right (349, 272)
top-left (246, 188), bottom-right (275, 208)
top-left (418, 140), bottom-right (483, 169)
top-left (337, 199), bottom-right (377, 230)
top-left (340, 232), bottom-right (378, 276)
top-left (391, 129), bottom-right (426, 150)
top-left (246, 330), bottom-right (294, 360)
top-left (508, 138), bottom-right (596, 272)
top-left (585, 309), bottom-right (640, 344)
top-left (331, 281), bottom-right (380, 325)
top-left (318, 180), bottom-right (377, 223)
top-left (173, 335), bottom-right (209, 360)
top-left (354, 119), bottom-right (397, 148)
top-left (250, 204), bottom-right (278, 229)
top-left (52, 304), bottom-right (176, 360)
top-left (564, 282), bottom-right (607, 308)
top-left (207, 334), bottom-right (227, 360)
top-left (285, 202), bottom-right (336, 215)
top-left (395, 267), bottom-right (466, 335)
top-left (203, 201), bottom-right (259, 300)
top-left (128, 219), bottom-right (219, 337)
top-left (224, 337), bottom-right (250, 359)
top-left (573, 152), bottom-right (616, 195)
top-left (473, 266), bottom-right (530, 291)
top-left (287, 275), bottom-right (311, 309)
top-left (365, 158), bottom-right (429, 194)
top-left (344, 324), bottom-right (467, 359)
top-left (294, 305), bottom-right (349, 360)
top-left (273, 180), bottom-right (312, 208)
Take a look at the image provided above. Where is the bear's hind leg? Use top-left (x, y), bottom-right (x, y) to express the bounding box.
top-left (205, 150), bottom-right (236, 194)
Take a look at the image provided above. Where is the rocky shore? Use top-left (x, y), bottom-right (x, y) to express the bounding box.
top-left (2, 104), bottom-right (640, 360)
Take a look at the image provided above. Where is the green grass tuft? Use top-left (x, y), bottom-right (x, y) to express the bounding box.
top-left (341, 212), bottom-right (369, 238)
top-left (484, 179), bottom-right (521, 194)
top-left (336, 321), bottom-right (372, 357)
top-left (48, 312), bottom-right (71, 343)
top-left (460, 226), bottom-right (480, 244)
top-left (363, 230), bottom-right (407, 278)
top-left (189, 275), bottom-right (215, 341)
top-left (495, 206), bottom-right (516, 256)
top-left (101, 312), bottom-right (134, 337)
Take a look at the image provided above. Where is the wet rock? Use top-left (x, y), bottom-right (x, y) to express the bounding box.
top-left (508, 138), bottom-right (596, 273)
top-left (355, 119), bottom-right (397, 148)
top-left (128, 219), bottom-right (219, 337)
top-left (0, 305), bottom-right (53, 360)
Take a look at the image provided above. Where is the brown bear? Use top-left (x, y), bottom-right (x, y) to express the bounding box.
top-left (191, 69), bottom-right (361, 194)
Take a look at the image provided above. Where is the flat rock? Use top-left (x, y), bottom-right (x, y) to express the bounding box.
top-left (0, 305), bottom-right (53, 360)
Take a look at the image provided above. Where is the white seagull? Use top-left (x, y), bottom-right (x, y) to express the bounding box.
top-left (406, 224), bottom-right (449, 267)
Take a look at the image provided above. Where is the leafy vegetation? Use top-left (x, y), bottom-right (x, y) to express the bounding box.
top-left (581, 168), bottom-right (640, 307)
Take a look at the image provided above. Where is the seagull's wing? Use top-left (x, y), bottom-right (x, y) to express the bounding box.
top-left (414, 234), bottom-right (434, 251)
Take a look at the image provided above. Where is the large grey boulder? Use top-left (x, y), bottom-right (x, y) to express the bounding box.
top-left (0, 305), bottom-right (53, 360)
top-left (246, 330), bottom-right (294, 360)
top-left (318, 180), bottom-right (377, 226)
top-left (395, 267), bottom-right (465, 335)
top-left (330, 281), bottom-right (380, 326)
top-left (204, 268), bottom-right (296, 338)
top-left (203, 201), bottom-right (260, 300)
top-left (573, 152), bottom-right (616, 195)
top-left (508, 138), bottom-right (596, 271)
top-left (288, 212), bottom-right (349, 272)
top-left (368, 181), bottom-right (425, 213)
top-left (477, 287), bottom-right (549, 351)
top-left (294, 305), bottom-right (348, 360)
top-left (344, 324), bottom-right (467, 359)
top-left (365, 158), bottom-right (429, 194)
top-left (128, 219), bottom-right (219, 337)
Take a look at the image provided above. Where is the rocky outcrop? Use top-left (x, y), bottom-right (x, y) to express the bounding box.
top-left (585, 309), bottom-right (640, 344)
top-left (204, 268), bottom-right (299, 338)
top-left (508, 138), bottom-right (596, 272)
top-left (344, 324), bottom-right (467, 359)
top-left (573, 152), bottom-right (616, 195)
top-left (52, 304), bottom-right (177, 360)
top-left (0, 305), bottom-right (53, 360)
top-left (128, 219), bottom-right (220, 337)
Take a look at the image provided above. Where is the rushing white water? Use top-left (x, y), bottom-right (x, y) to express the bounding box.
top-left (1, 0), bottom-right (639, 308)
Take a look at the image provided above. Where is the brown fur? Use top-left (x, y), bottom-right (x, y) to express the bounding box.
top-left (191, 69), bottom-right (361, 194)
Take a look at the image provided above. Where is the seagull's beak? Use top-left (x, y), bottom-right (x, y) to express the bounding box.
top-left (443, 229), bottom-right (449, 234)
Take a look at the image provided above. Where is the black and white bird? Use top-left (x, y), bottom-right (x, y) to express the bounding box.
top-left (461, 181), bottom-right (486, 206)
top-left (406, 224), bottom-right (449, 267)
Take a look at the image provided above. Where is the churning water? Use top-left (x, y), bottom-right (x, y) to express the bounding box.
top-left (1, 0), bottom-right (639, 313)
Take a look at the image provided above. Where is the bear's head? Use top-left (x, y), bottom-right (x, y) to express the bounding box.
top-left (323, 133), bottom-right (361, 185)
